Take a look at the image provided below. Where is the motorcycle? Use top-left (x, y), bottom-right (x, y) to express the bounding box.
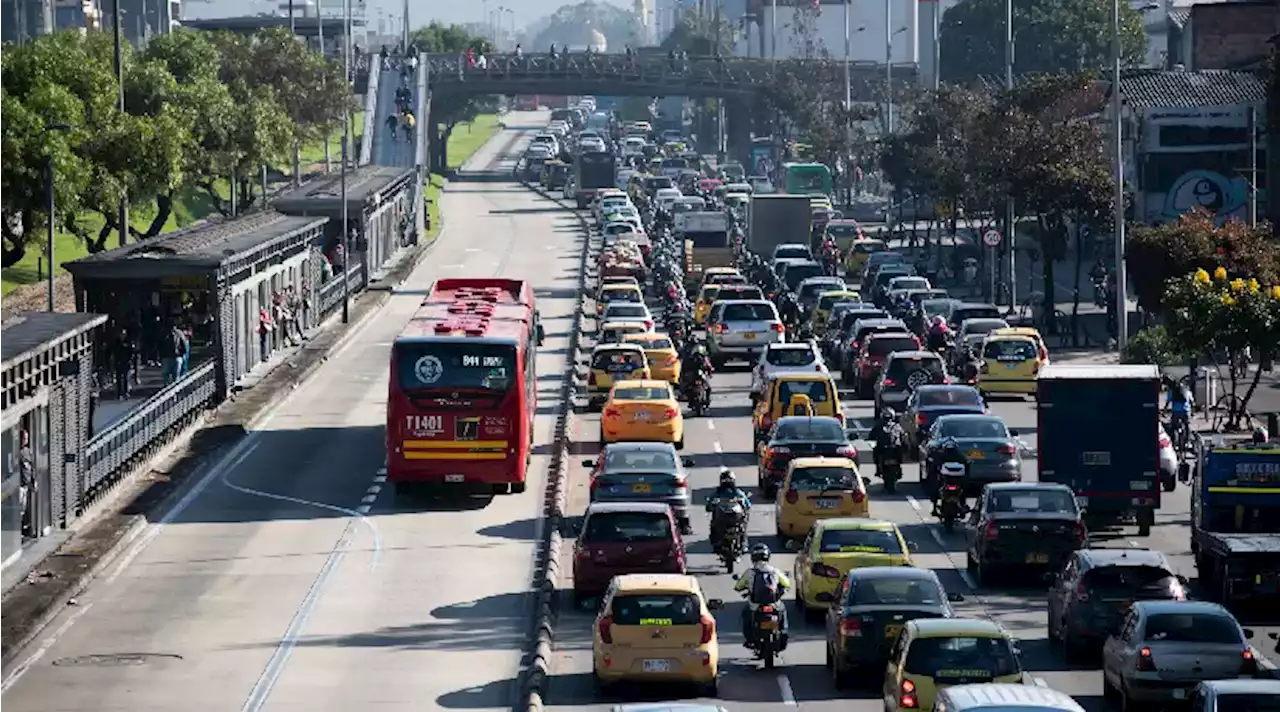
top-left (709, 499), bottom-right (748, 573)
top-left (734, 584), bottom-right (784, 669)
top-left (686, 374), bottom-right (711, 415)
top-left (877, 428), bottom-right (905, 493)
top-left (937, 464), bottom-right (968, 532)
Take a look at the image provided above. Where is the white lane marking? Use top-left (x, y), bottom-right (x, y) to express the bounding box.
top-left (361, 494), bottom-right (377, 504)
top-left (465, 248), bottom-right (481, 252)
top-left (906, 495), bottom-right (920, 510)
top-left (356, 504), bottom-right (371, 515)
top-left (219, 444), bottom-right (383, 572)
top-left (366, 485), bottom-right (381, 495)
top-left (706, 420), bottom-right (716, 431)
top-left (374, 474), bottom-right (387, 483)
top-left (777, 673), bottom-right (797, 706)
top-left (713, 441), bottom-right (723, 454)
top-left (959, 570), bottom-right (978, 590)
top-left (929, 528), bottom-right (947, 551)
top-left (1127, 539), bottom-right (1141, 548)
top-left (0, 603), bottom-right (94, 694)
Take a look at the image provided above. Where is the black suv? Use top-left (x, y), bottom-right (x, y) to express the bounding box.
top-left (873, 350), bottom-right (947, 417)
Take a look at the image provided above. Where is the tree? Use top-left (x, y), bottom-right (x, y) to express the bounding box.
top-left (939, 0), bottom-right (1146, 84)
top-left (1126, 210), bottom-right (1280, 314)
top-left (530, 1), bottom-right (644, 53)
top-left (410, 22), bottom-right (498, 160)
top-left (1267, 45), bottom-right (1279, 236)
top-left (1162, 266), bottom-right (1280, 430)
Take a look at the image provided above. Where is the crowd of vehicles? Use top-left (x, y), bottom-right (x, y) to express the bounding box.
top-left (514, 104), bottom-right (1278, 710)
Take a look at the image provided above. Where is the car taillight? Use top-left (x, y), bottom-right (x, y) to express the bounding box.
top-left (838, 616), bottom-right (862, 637)
top-left (1242, 648), bottom-right (1258, 675)
top-left (849, 339), bottom-right (859, 349)
top-left (589, 477), bottom-right (600, 493)
top-left (1136, 646), bottom-right (1156, 672)
top-left (760, 415), bottom-right (773, 430)
top-left (900, 679), bottom-right (918, 708)
top-left (852, 489), bottom-right (866, 504)
top-left (835, 412), bottom-right (845, 424)
top-left (770, 446), bottom-right (792, 457)
top-left (916, 413), bottom-right (927, 425)
top-left (812, 562), bottom-right (841, 578)
top-left (576, 547), bottom-right (591, 560)
top-left (944, 484), bottom-right (960, 491)
top-left (713, 323), bottom-right (726, 334)
top-left (604, 408), bottom-right (621, 419)
top-left (673, 474), bottom-right (687, 488)
top-left (1074, 521), bottom-right (1087, 547)
top-left (997, 444), bottom-right (1017, 456)
top-left (663, 355), bottom-right (678, 366)
top-left (770, 323), bottom-right (785, 333)
top-left (760, 605), bottom-right (776, 613)
top-left (882, 378), bottom-right (897, 387)
top-left (598, 616), bottom-right (614, 644)
top-left (984, 521), bottom-right (999, 541)
top-left (785, 490), bottom-right (799, 504)
top-left (663, 407), bottom-right (679, 419)
top-left (836, 445), bottom-right (857, 459)
top-left (644, 320), bottom-right (654, 330)
top-left (699, 615), bottom-right (715, 645)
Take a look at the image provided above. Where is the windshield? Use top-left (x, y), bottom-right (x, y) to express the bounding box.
top-left (922, 299), bottom-right (956, 316)
top-left (591, 350), bottom-right (646, 372)
top-left (603, 447), bottom-right (677, 471)
top-left (584, 511), bottom-right (672, 543)
top-left (699, 286), bottom-right (721, 302)
top-left (785, 264), bottom-right (825, 290)
top-left (395, 342), bottom-right (515, 392)
top-left (962, 319), bottom-right (1010, 334)
top-left (868, 337), bottom-right (919, 357)
top-left (605, 304), bottom-right (649, 319)
top-left (854, 241), bottom-right (887, 255)
top-left (886, 356), bottom-right (944, 378)
top-left (717, 287), bottom-right (764, 301)
top-left (936, 418), bottom-right (1007, 439)
top-left (777, 379), bottom-right (833, 404)
top-left (800, 281), bottom-right (845, 301)
top-left (610, 594), bottom-right (702, 626)
top-left (766, 347), bottom-right (817, 367)
top-left (645, 177), bottom-right (673, 190)
top-left (774, 418), bottom-right (844, 441)
top-left (786, 165), bottom-right (831, 193)
top-left (848, 575), bottom-right (941, 603)
top-left (1213, 696), bottom-right (1280, 712)
top-left (890, 277), bottom-right (930, 291)
top-left (821, 528), bottom-right (904, 555)
top-left (1143, 614), bottom-right (1242, 644)
top-left (720, 303), bottom-right (777, 322)
top-left (826, 224), bottom-right (860, 239)
top-left (774, 247), bottom-right (811, 260)
top-left (985, 340), bottom-right (1038, 361)
top-left (790, 466), bottom-right (855, 491)
top-left (600, 288), bottom-right (641, 304)
top-left (628, 336), bottom-right (673, 350)
top-left (613, 385), bottom-right (671, 400)
top-left (1083, 566), bottom-right (1177, 595)
top-left (988, 489), bottom-right (1078, 514)
top-left (904, 636), bottom-right (1020, 678)
top-left (919, 388), bottom-right (983, 407)
top-left (953, 306), bottom-right (1002, 322)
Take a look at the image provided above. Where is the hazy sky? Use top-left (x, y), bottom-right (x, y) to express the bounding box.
top-left (184, 0), bottom-right (634, 34)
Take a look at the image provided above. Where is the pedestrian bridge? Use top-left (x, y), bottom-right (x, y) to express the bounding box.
top-left (418, 52), bottom-right (918, 102)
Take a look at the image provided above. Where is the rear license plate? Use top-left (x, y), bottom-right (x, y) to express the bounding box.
top-left (743, 332), bottom-right (756, 340)
top-left (445, 474), bottom-right (465, 483)
top-left (632, 483), bottom-right (652, 494)
top-left (633, 412), bottom-right (651, 421)
top-left (758, 619), bottom-right (778, 630)
top-left (1026, 553), bottom-right (1049, 564)
top-left (884, 624), bottom-right (902, 638)
top-left (967, 450), bottom-right (985, 459)
top-left (813, 499), bottom-right (840, 509)
top-left (643, 659), bottom-right (671, 673)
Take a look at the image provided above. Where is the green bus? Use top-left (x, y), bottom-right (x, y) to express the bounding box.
top-left (782, 162), bottom-right (833, 196)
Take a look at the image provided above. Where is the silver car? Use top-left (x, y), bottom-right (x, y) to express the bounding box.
top-left (1190, 679), bottom-right (1280, 712)
top-left (705, 299), bottom-right (784, 365)
top-left (1102, 600), bottom-right (1261, 709)
top-left (582, 442), bottom-right (694, 532)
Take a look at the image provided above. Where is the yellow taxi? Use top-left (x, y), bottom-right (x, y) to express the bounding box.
top-left (883, 618), bottom-right (1026, 712)
top-left (598, 320), bottom-right (653, 345)
top-left (592, 573), bottom-right (722, 695)
top-left (810, 289), bottom-right (862, 336)
top-left (774, 457), bottom-right (869, 540)
top-left (844, 237), bottom-right (888, 274)
top-left (596, 282), bottom-right (644, 317)
top-left (793, 518), bottom-right (912, 614)
top-left (587, 344), bottom-right (651, 409)
top-left (698, 266), bottom-right (742, 290)
top-left (601, 379), bottom-right (685, 449)
top-left (990, 326), bottom-right (1049, 364)
top-left (623, 332), bottom-right (681, 385)
top-left (693, 284), bottom-right (721, 325)
top-left (752, 374), bottom-right (842, 446)
top-left (977, 334), bottom-right (1041, 397)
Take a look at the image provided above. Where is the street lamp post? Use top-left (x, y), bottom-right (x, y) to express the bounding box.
top-left (770, 0), bottom-right (777, 59)
top-left (341, 0), bottom-right (353, 324)
top-left (1004, 0), bottom-right (1016, 312)
top-left (885, 26), bottom-right (906, 133)
top-left (44, 123), bottom-right (70, 312)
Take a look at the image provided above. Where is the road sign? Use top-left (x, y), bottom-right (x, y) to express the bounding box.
top-left (982, 229), bottom-right (1002, 247)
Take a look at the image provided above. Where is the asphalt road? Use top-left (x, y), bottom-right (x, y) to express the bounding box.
top-left (0, 112), bottom-right (566, 711)
top-left (544, 257), bottom-right (1279, 710)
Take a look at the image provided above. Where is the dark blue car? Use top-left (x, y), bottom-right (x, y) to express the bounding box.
top-left (898, 385), bottom-right (987, 457)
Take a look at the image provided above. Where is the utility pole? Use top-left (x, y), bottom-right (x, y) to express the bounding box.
top-left (290, 0), bottom-right (301, 186)
top-left (111, 0), bottom-right (129, 247)
top-left (884, 0), bottom-right (893, 133)
top-left (1004, 0), bottom-right (1016, 311)
top-left (1247, 105), bottom-right (1258, 227)
top-left (341, 0), bottom-right (352, 323)
top-left (1111, 0), bottom-right (1128, 351)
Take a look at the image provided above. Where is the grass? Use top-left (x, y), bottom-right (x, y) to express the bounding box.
top-left (423, 114), bottom-right (501, 242)
top-left (297, 111), bottom-right (365, 168)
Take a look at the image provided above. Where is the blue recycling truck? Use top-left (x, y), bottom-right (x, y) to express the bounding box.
top-left (1191, 442), bottom-right (1280, 605)
top-left (1037, 364), bottom-right (1162, 536)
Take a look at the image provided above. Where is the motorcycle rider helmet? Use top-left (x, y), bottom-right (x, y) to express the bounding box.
top-left (719, 469), bottom-right (737, 488)
top-left (1253, 425), bottom-right (1269, 444)
top-left (749, 543), bottom-right (771, 563)
top-left (881, 407), bottom-right (897, 422)
top-left (940, 461), bottom-right (966, 478)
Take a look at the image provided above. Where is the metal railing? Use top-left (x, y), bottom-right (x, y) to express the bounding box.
top-left (359, 58), bottom-right (381, 166)
top-left (317, 260), bottom-right (369, 316)
top-left (82, 360), bottom-right (219, 507)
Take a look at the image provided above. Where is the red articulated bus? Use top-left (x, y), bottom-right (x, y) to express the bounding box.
top-left (386, 278), bottom-right (545, 495)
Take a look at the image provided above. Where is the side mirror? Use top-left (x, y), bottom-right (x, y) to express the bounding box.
top-left (861, 476), bottom-right (873, 487)
top-left (681, 457), bottom-right (695, 467)
top-left (947, 592), bottom-right (965, 603)
top-left (1244, 627), bottom-right (1255, 639)
top-left (706, 598), bottom-right (724, 611)
top-left (582, 459), bottom-right (596, 468)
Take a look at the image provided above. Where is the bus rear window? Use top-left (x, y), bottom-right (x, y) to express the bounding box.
top-left (396, 342), bottom-right (515, 392)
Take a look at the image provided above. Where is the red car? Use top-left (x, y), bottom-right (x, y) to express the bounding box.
top-left (855, 332), bottom-right (922, 398)
top-left (572, 501), bottom-right (687, 604)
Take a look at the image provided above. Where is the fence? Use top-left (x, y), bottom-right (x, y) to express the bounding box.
top-left (359, 59), bottom-right (380, 166)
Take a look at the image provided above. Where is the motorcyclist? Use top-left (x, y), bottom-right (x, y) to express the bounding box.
top-left (1253, 425), bottom-right (1270, 445)
top-left (778, 292), bottom-right (802, 329)
top-left (868, 407), bottom-right (903, 475)
top-left (1164, 376), bottom-right (1193, 447)
top-left (934, 461), bottom-right (970, 519)
top-left (925, 315), bottom-right (953, 353)
top-left (680, 341), bottom-right (713, 400)
top-left (734, 543), bottom-right (791, 649)
top-left (929, 437), bottom-right (969, 513)
top-left (706, 469), bottom-right (751, 550)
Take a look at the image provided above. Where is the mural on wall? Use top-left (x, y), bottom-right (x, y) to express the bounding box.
top-left (1154, 169), bottom-right (1250, 225)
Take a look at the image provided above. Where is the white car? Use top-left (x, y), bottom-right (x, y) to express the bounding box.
top-left (750, 342), bottom-right (829, 402)
top-left (603, 221), bottom-right (643, 240)
top-left (579, 138), bottom-right (606, 153)
top-left (655, 187), bottom-right (682, 213)
top-left (622, 137), bottom-right (646, 157)
top-left (601, 302), bottom-right (654, 330)
top-left (596, 196), bottom-right (632, 222)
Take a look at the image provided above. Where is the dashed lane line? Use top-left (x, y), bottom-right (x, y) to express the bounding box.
top-left (776, 673), bottom-right (797, 706)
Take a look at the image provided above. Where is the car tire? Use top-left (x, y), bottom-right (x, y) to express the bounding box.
top-left (675, 437), bottom-right (685, 450)
top-left (700, 677), bottom-right (718, 697)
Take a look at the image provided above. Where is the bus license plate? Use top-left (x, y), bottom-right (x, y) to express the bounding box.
top-left (445, 474), bottom-right (465, 483)
top-left (1026, 553), bottom-right (1049, 564)
top-left (643, 659), bottom-right (671, 673)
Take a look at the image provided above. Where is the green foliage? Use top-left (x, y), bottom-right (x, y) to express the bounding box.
top-left (939, 0), bottom-right (1146, 84)
top-left (1120, 324), bottom-right (1185, 367)
top-left (661, 7), bottom-right (734, 56)
top-left (1126, 209), bottom-right (1280, 314)
top-left (529, 1), bottom-right (643, 52)
top-left (409, 23), bottom-right (498, 136)
top-left (1, 28), bottom-right (348, 265)
top-left (411, 21), bottom-right (488, 54)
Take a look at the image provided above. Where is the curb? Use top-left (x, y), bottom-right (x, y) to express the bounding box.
top-left (516, 185), bottom-right (593, 712)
